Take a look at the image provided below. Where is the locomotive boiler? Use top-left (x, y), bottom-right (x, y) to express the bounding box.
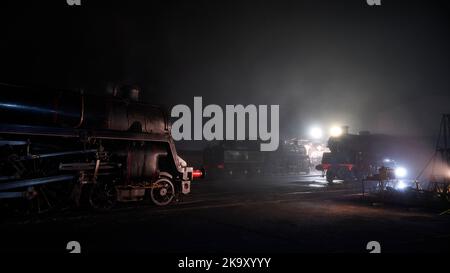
top-left (0, 83), bottom-right (202, 212)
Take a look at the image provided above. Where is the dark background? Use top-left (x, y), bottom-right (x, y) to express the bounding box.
top-left (1, 1), bottom-right (450, 257)
top-left (1, 0), bottom-right (449, 139)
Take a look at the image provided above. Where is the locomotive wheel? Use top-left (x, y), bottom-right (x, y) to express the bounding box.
top-left (326, 171), bottom-right (334, 183)
top-left (150, 177), bottom-right (175, 206)
top-left (27, 182), bottom-right (73, 214)
top-left (26, 186), bottom-right (53, 215)
top-left (89, 182), bottom-right (117, 210)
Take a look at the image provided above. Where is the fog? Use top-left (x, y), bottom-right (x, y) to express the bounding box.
top-left (1, 0), bottom-right (449, 141)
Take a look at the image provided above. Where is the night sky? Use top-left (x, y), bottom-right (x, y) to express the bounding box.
top-left (1, 0), bottom-right (449, 139)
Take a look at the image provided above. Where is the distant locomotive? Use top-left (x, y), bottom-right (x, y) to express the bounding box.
top-left (203, 141), bottom-right (265, 178)
top-left (316, 127), bottom-right (407, 183)
top-left (0, 84), bottom-right (202, 212)
top-left (267, 139), bottom-right (311, 175)
top-left (203, 139), bottom-right (310, 179)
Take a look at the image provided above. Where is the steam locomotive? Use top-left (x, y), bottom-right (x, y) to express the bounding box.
top-left (316, 128), bottom-right (407, 183)
top-left (0, 83), bottom-right (202, 212)
top-left (203, 139), bottom-right (310, 179)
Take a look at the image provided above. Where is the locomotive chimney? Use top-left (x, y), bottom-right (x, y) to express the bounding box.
top-left (124, 85), bottom-right (141, 102)
top-left (342, 125), bottom-right (349, 135)
top-left (112, 84), bottom-right (141, 102)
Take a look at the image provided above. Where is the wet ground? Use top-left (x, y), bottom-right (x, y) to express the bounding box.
top-left (1, 173), bottom-right (449, 253)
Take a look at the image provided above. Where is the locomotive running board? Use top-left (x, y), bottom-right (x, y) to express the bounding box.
top-left (0, 124), bottom-right (185, 174)
top-left (0, 124), bottom-right (171, 142)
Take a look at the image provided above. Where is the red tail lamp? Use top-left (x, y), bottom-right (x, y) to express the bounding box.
top-left (192, 168), bottom-right (205, 179)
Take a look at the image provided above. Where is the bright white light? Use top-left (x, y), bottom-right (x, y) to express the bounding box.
top-left (309, 127), bottom-right (323, 139)
top-left (330, 126), bottom-right (343, 137)
top-left (395, 180), bottom-right (408, 190)
top-left (395, 167), bottom-right (407, 178)
top-left (383, 158), bottom-right (391, 163)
